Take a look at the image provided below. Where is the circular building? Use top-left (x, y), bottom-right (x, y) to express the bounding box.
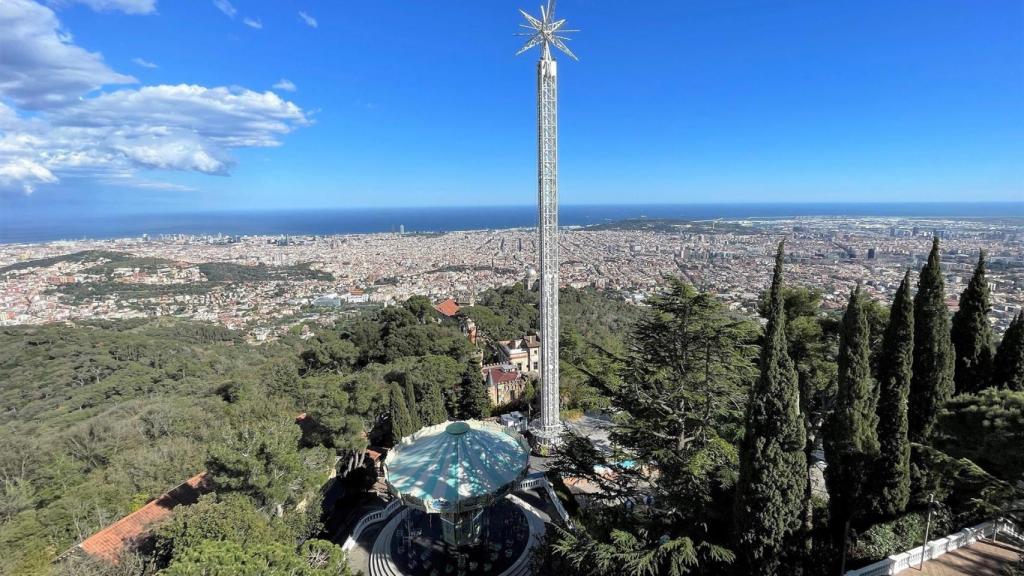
top-left (383, 420), bottom-right (530, 547)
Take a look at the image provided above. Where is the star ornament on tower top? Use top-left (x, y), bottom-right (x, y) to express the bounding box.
top-left (516, 0), bottom-right (579, 61)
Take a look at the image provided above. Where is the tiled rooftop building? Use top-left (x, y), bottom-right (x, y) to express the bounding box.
top-left (482, 363), bottom-right (528, 406)
top-left (70, 473), bottom-right (212, 564)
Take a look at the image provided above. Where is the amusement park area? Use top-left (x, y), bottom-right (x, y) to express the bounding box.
top-left (336, 420), bottom-right (573, 576)
top-left (330, 4), bottom-right (595, 573)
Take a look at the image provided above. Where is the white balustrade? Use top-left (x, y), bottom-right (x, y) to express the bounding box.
top-left (342, 498), bottom-right (404, 552)
top-left (516, 473), bottom-right (573, 529)
top-left (844, 518), bottom-right (1020, 576)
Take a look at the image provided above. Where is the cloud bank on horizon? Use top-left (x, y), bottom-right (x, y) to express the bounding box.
top-left (0, 0), bottom-right (309, 195)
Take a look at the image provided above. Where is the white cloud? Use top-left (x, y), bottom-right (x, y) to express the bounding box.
top-left (298, 10), bottom-right (317, 28)
top-left (63, 0), bottom-right (157, 14)
top-left (273, 79), bottom-right (297, 92)
top-left (0, 84), bottom-right (309, 193)
top-left (0, 158), bottom-right (58, 195)
top-left (0, 2), bottom-right (311, 196)
top-left (110, 133), bottom-right (229, 174)
top-left (213, 0), bottom-right (235, 18)
top-left (100, 174), bottom-right (197, 192)
top-left (243, 17), bottom-right (262, 29)
top-left (0, 102), bottom-right (19, 129)
top-left (0, 0), bottom-right (136, 109)
top-left (53, 84), bottom-right (309, 146)
top-left (132, 57), bottom-right (158, 69)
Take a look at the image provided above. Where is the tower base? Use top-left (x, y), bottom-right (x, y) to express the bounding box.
top-left (528, 419), bottom-right (563, 455)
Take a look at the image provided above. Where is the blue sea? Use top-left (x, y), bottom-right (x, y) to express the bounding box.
top-left (1, 202), bottom-right (1022, 244)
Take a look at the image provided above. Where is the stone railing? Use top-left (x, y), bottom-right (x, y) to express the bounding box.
top-left (517, 472), bottom-right (574, 530)
top-left (517, 475), bottom-right (546, 491)
top-left (845, 517), bottom-right (1021, 576)
top-left (341, 498), bottom-right (403, 552)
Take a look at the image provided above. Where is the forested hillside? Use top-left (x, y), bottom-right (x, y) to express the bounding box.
top-left (0, 319), bottom-right (303, 572)
top-left (0, 285), bottom-right (638, 574)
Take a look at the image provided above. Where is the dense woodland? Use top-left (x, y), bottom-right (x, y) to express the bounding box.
top-left (535, 240), bottom-right (1024, 576)
top-left (1, 241), bottom-right (1022, 575)
top-left (0, 283), bottom-right (637, 574)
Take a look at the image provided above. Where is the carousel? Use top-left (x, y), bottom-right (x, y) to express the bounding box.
top-left (372, 420), bottom-right (539, 576)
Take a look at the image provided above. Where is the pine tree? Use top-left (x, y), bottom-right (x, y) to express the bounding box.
top-left (909, 237), bottom-right (954, 442)
top-left (992, 312), bottom-right (1024, 391)
top-left (422, 383), bottom-right (448, 426)
top-left (734, 242), bottom-right (807, 574)
top-left (404, 380), bottom-right (422, 431)
top-left (951, 251), bottom-right (994, 394)
top-left (873, 271), bottom-right (913, 517)
top-left (824, 287), bottom-right (880, 556)
top-left (389, 382), bottom-right (414, 444)
top-left (206, 419), bottom-right (306, 516)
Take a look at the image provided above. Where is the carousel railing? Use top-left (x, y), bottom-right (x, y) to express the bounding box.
top-left (342, 498), bottom-right (404, 552)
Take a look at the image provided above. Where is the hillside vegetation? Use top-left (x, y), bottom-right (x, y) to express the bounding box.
top-left (0, 286), bottom-right (636, 574)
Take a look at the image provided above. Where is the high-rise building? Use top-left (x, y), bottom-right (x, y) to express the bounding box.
top-left (516, 0), bottom-right (577, 450)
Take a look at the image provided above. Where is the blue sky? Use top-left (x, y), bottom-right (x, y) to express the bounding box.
top-left (0, 0), bottom-right (1021, 215)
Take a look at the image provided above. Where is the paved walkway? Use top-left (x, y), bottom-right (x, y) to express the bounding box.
top-left (895, 540), bottom-right (1021, 576)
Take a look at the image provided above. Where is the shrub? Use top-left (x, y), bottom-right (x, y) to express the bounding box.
top-left (561, 408), bottom-right (585, 421)
top-left (910, 443), bottom-right (1018, 527)
top-left (848, 510), bottom-right (949, 566)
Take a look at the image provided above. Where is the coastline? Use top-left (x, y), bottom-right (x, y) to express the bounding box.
top-left (1, 202), bottom-right (1023, 245)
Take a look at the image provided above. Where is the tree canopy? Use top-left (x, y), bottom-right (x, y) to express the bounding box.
top-left (734, 243), bottom-right (807, 574)
top-left (950, 252), bottom-right (994, 395)
top-left (909, 238), bottom-right (954, 442)
top-left (992, 312), bottom-right (1024, 391)
top-left (543, 278), bottom-right (759, 575)
top-left (824, 287), bottom-right (880, 553)
top-left (873, 271), bottom-right (914, 517)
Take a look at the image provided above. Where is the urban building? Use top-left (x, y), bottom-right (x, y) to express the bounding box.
top-left (496, 336), bottom-right (540, 374)
top-left (482, 363), bottom-right (528, 406)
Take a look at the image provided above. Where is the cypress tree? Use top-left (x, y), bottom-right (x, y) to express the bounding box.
top-left (992, 312), bottom-right (1024, 391)
top-left (404, 380), bottom-right (422, 431)
top-left (824, 287), bottom-right (880, 554)
top-left (909, 237), bottom-right (954, 442)
top-left (423, 383), bottom-right (448, 426)
top-left (389, 382), bottom-right (414, 444)
top-left (951, 251), bottom-right (994, 394)
top-left (458, 365), bottom-right (492, 419)
top-left (734, 242), bottom-right (807, 574)
top-left (873, 271), bottom-right (913, 517)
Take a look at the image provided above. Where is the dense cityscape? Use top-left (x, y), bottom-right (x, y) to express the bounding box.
top-left (3, 216), bottom-right (1022, 340)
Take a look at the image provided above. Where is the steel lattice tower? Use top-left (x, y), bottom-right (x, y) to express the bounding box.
top-left (516, 1), bottom-right (577, 449)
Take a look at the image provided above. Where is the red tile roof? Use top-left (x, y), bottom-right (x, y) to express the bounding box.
top-left (484, 365), bottom-right (522, 384)
top-left (78, 472), bottom-right (212, 563)
top-left (434, 298), bottom-right (460, 317)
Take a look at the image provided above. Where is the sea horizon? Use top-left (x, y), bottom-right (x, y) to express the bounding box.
top-left (2, 201), bottom-right (1022, 245)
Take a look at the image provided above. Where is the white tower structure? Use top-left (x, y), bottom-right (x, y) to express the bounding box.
top-left (516, 1), bottom-right (577, 449)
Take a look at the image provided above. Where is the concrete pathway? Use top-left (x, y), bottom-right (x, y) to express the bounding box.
top-left (895, 540), bottom-right (1021, 576)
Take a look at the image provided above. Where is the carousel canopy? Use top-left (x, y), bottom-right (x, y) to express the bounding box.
top-left (384, 420), bottom-right (530, 513)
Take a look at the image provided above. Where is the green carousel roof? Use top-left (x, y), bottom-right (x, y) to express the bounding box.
top-left (383, 420), bottom-right (530, 513)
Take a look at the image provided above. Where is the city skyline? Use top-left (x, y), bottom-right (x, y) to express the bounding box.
top-left (0, 0), bottom-right (1021, 218)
